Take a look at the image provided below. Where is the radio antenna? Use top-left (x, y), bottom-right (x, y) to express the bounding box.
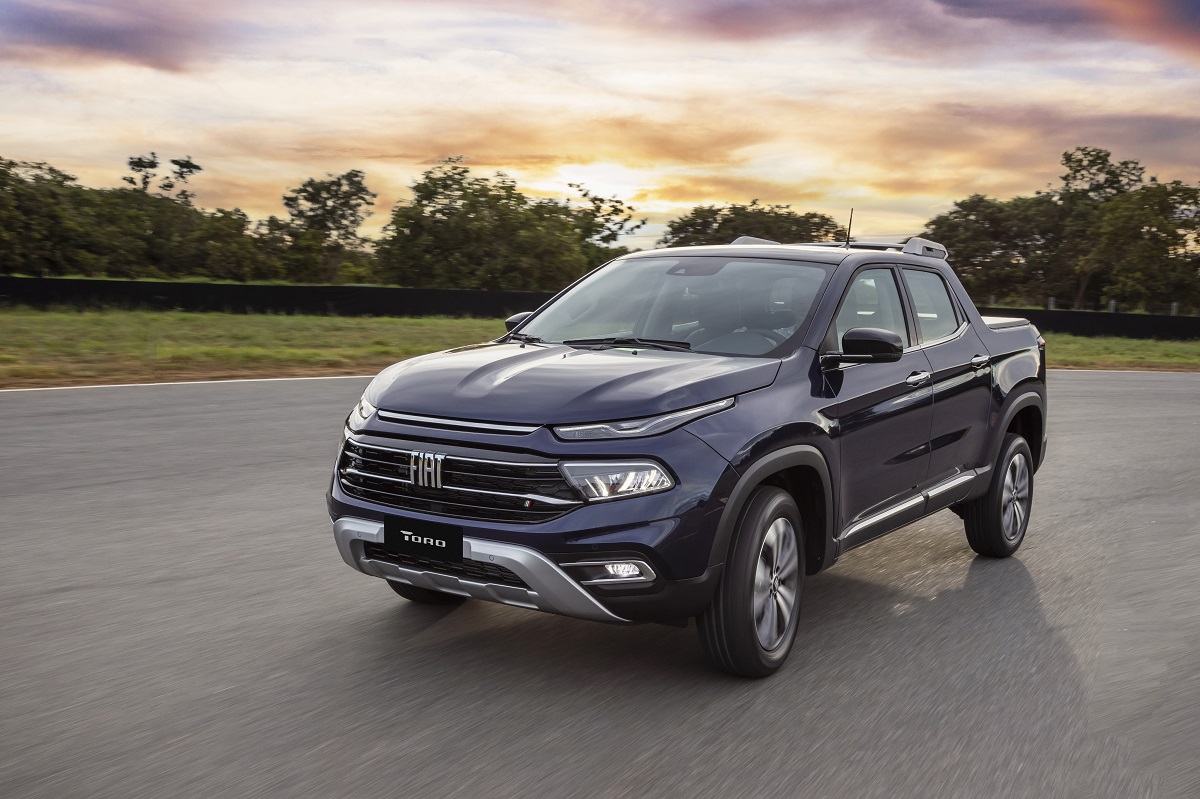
top-left (844, 208), bottom-right (854, 248)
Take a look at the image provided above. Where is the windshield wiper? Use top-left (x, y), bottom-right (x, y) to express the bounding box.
top-left (562, 336), bottom-right (692, 352)
top-left (507, 332), bottom-right (546, 344)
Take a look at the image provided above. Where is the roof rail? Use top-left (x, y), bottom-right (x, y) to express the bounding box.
top-left (901, 237), bottom-right (948, 260)
top-left (798, 241), bottom-right (903, 252)
top-left (730, 236), bottom-right (781, 245)
top-left (793, 238), bottom-right (949, 260)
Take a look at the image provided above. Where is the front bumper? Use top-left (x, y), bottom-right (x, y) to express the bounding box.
top-left (334, 517), bottom-right (631, 623)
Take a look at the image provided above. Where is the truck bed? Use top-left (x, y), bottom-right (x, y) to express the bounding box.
top-left (980, 315), bottom-right (1031, 331)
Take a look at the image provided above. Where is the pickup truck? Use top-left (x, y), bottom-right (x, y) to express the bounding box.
top-left (329, 237), bottom-right (1047, 677)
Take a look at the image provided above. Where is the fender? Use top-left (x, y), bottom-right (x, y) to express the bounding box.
top-left (707, 444), bottom-right (834, 572)
top-left (989, 389), bottom-right (1044, 466)
top-left (962, 389), bottom-right (1044, 507)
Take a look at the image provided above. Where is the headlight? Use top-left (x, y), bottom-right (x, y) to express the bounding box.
top-left (347, 397), bottom-right (376, 430)
top-left (552, 397), bottom-right (734, 440)
top-left (560, 461), bottom-right (674, 501)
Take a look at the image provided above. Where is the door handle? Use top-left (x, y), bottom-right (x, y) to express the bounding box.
top-left (906, 371), bottom-right (931, 386)
top-left (970, 355), bottom-right (990, 368)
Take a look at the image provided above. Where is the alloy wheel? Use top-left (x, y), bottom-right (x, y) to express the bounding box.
top-left (1001, 452), bottom-right (1031, 541)
top-left (753, 517), bottom-right (800, 650)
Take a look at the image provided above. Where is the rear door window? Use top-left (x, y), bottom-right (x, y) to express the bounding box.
top-left (902, 269), bottom-right (960, 342)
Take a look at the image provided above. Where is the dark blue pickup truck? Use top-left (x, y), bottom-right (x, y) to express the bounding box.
top-left (329, 237), bottom-right (1047, 677)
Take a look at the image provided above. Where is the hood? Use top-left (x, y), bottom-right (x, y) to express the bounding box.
top-left (365, 342), bottom-right (780, 425)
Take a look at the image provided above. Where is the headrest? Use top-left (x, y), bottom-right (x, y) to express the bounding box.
top-left (746, 309), bottom-right (795, 330)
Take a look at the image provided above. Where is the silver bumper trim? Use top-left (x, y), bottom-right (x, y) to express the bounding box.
top-left (332, 517), bottom-right (628, 624)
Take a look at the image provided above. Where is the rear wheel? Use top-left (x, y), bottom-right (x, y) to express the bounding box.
top-left (962, 433), bottom-right (1033, 558)
top-left (697, 486), bottom-right (804, 678)
top-left (386, 580), bottom-right (466, 605)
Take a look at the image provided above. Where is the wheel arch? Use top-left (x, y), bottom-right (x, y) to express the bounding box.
top-left (1006, 403), bottom-right (1044, 471)
top-left (989, 390), bottom-right (1046, 473)
top-left (708, 445), bottom-right (834, 576)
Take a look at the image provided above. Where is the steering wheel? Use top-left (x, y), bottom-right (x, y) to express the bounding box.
top-left (694, 331), bottom-right (780, 356)
top-left (746, 328), bottom-right (787, 346)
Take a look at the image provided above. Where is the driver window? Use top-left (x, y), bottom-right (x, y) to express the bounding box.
top-left (833, 268), bottom-right (910, 348)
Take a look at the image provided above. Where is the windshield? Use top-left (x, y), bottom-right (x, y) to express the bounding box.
top-left (518, 256), bottom-right (835, 356)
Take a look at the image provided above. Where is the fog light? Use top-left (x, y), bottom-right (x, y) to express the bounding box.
top-left (558, 558), bottom-right (658, 586)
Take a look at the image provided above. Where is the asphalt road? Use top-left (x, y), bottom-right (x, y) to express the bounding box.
top-left (2, 371), bottom-right (1198, 798)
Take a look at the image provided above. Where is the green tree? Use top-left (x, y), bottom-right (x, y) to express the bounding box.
top-left (1058, 146), bottom-right (1144, 200)
top-left (174, 208), bottom-right (284, 282)
top-left (377, 159), bottom-right (588, 291)
top-left (657, 200), bottom-right (842, 248)
top-left (280, 170), bottom-right (376, 283)
top-left (924, 194), bottom-right (1028, 301)
top-left (0, 159), bottom-right (85, 276)
top-left (1084, 181), bottom-right (1200, 311)
top-left (122, 152), bottom-right (203, 205)
top-left (563, 183), bottom-right (645, 268)
top-left (122, 153), bottom-right (159, 192)
top-left (922, 146), bottom-right (1159, 309)
top-left (1037, 147), bottom-right (1145, 308)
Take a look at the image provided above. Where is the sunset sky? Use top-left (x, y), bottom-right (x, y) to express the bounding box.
top-left (2, 0), bottom-right (1198, 245)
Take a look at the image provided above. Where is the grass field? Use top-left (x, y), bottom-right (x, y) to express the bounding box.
top-left (1, 308), bottom-right (1197, 388)
top-left (0, 309), bottom-right (506, 387)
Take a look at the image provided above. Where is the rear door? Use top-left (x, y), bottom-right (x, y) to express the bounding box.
top-left (900, 266), bottom-right (993, 504)
top-left (823, 266), bottom-right (934, 548)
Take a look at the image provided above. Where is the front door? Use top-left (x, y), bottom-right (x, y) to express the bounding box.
top-left (823, 267), bottom-right (933, 547)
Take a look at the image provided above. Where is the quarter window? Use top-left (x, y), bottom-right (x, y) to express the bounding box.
top-left (903, 269), bottom-right (959, 341)
top-left (833, 268), bottom-right (909, 348)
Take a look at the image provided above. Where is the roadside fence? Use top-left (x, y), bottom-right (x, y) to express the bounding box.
top-left (1, 276), bottom-right (1197, 339)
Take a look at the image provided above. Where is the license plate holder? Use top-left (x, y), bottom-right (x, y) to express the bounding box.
top-left (383, 515), bottom-right (464, 563)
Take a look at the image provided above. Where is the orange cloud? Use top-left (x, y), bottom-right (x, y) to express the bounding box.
top-left (182, 94), bottom-right (1200, 227)
top-left (1084, 0), bottom-right (1200, 60)
top-left (838, 103), bottom-right (1200, 197)
top-left (632, 175), bottom-right (835, 205)
top-left (202, 106), bottom-right (775, 174)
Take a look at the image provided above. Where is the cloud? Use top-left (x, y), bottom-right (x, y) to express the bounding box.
top-left (937, 0), bottom-right (1099, 30)
top-left (631, 175), bottom-right (835, 205)
top-left (398, 0), bottom-right (1200, 62)
top-left (202, 105), bottom-right (777, 174)
top-left (420, 0), bottom-right (1110, 50)
top-left (0, 0), bottom-right (233, 70)
top-left (838, 103), bottom-right (1200, 197)
top-left (1083, 0), bottom-right (1200, 60)
top-left (182, 87), bottom-right (1200, 242)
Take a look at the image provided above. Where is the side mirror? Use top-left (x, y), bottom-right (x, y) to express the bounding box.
top-left (504, 311), bottom-right (534, 332)
top-left (821, 327), bottom-right (904, 368)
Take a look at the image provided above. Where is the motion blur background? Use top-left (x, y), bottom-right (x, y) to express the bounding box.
top-left (3, 3), bottom-right (1200, 797)
top-left (1, 0), bottom-right (1199, 310)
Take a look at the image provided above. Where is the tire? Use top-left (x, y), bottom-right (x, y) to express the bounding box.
top-left (697, 486), bottom-right (804, 678)
top-left (962, 433), bottom-right (1033, 558)
top-left (386, 580), bottom-right (466, 605)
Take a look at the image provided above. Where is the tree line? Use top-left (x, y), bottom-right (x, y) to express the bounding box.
top-left (1, 147), bottom-right (1197, 312)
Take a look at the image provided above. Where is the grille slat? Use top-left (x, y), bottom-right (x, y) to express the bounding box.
top-left (340, 439), bottom-right (582, 523)
top-left (363, 542), bottom-right (530, 588)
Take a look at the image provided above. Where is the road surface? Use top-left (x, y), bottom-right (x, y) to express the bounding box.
top-left (1, 371), bottom-right (1198, 797)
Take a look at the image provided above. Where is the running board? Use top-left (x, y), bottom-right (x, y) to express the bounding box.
top-left (836, 468), bottom-right (985, 553)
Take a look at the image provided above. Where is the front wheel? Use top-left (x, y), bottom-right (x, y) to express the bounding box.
top-left (962, 433), bottom-right (1033, 558)
top-left (697, 486), bottom-right (804, 678)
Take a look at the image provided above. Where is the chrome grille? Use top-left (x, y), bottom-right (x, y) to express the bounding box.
top-left (375, 410), bottom-right (540, 435)
top-left (339, 438), bottom-right (582, 523)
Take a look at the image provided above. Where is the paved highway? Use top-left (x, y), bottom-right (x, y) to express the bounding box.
top-left (2, 371), bottom-right (1198, 797)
